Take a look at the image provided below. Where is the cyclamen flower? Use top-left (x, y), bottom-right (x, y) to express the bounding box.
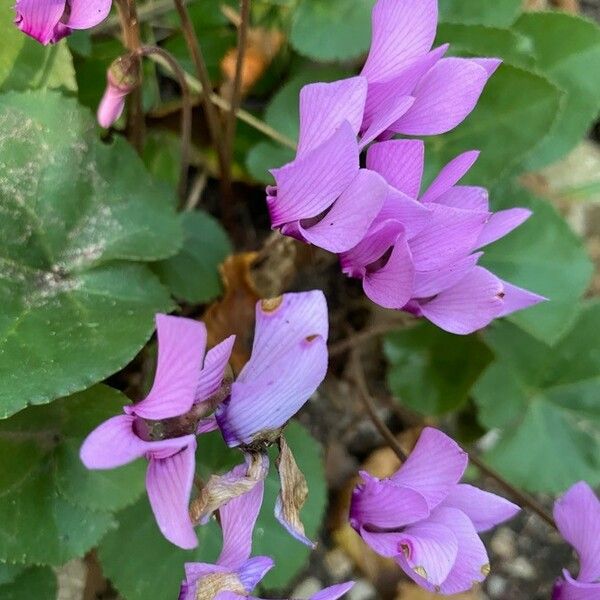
top-left (14, 0), bottom-right (112, 45)
top-left (80, 314), bottom-right (235, 549)
top-left (350, 428), bottom-right (520, 595)
top-left (180, 469), bottom-right (354, 600)
top-left (97, 56), bottom-right (139, 129)
top-left (340, 140), bottom-right (545, 334)
top-left (552, 482), bottom-right (600, 600)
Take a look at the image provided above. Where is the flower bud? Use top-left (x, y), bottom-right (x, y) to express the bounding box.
top-left (97, 55), bottom-right (140, 129)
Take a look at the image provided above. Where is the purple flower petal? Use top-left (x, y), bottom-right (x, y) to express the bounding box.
top-left (269, 122), bottom-right (359, 226)
top-left (470, 58), bottom-right (503, 77)
top-left (195, 335), bottom-right (236, 404)
top-left (366, 140), bottom-right (424, 199)
top-left (298, 77), bottom-right (367, 156)
top-left (236, 557), bottom-right (275, 592)
top-left (554, 570), bottom-right (600, 600)
top-left (359, 95), bottom-right (415, 150)
top-left (359, 528), bottom-right (405, 558)
top-left (146, 440), bottom-right (198, 549)
top-left (127, 314), bottom-right (207, 420)
top-left (421, 151), bottom-right (480, 203)
top-left (554, 481), bottom-right (600, 583)
top-left (391, 58), bottom-right (490, 136)
top-left (310, 582), bottom-right (356, 600)
top-left (413, 253), bottom-right (482, 298)
top-left (350, 471), bottom-right (429, 529)
top-left (442, 484), bottom-right (520, 532)
top-left (362, 0), bottom-right (438, 83)
top-left (217, 465), bottom-right (265, 569)
top-left (477, 208), bottom-right (532, 248)
top-left (391, 428), bottom-right (468, 510)
top-left (433, 186), bottom-right (489, 212)
top-left (14, 0), bottom-right (66, 45)
top-left (417, 267), bottom-right (504, 334)
top-left (300, 169), bottom-right (388, 253)
top-left (65, 0), bottom-right (112, 30)
top-left (196, 416), bottom-right (219, 434)
top-left (376, 188), bottom-right (431, 240)
top-left (97, 82), bottom-right (128, 129)
top-left (498, 281), bottom-right (547, 318)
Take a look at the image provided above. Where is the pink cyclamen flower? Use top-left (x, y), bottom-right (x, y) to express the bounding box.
top-left (340, 140), bottom-right (545, 334)
top-left (80, 314), bottom-right (235, 549)
top-left (350, 428), bottom-right (520, 595)
top-left (14, 0), bottom-right (112, 45)
top-left (97, 56), bottom-right (139, 128)
top-left (180, 470), bottom-right (354, 600)
top-left (552, 482), bottom-right (600, 600)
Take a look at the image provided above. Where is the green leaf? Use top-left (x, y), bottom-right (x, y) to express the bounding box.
top-left (246, 141), bottom-right (295, 184)
top-left (290, 0), bottom-right (376, 61)
top-left (143, 130), bottom-right (184, 190)
top-left (481, 183), bottom-right (593, 344)
top-left (0, 386), bottom-right (146, 565)
top-left (426, 65), bottom-right (563, 185)
top-left (153, 212), bottom-right (232, 304)
top-left (384, 323), bottom-right (493, 416)
top-left (439, 0), bottom-right (522, 27)
top-left (0, 90), bottom-right (181, 417)
top-left (474, 303), bottom-right (600, 493)
top-left (0, 4), bottom-right (76, 94)
top-left (99, 422), bottom-right (327, 599)
top-left (514, 12), bottom-right (600, 169)
top-left (0, 566), bottom-right (57, 600)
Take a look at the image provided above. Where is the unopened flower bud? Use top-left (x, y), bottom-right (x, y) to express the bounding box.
top-left (97, 55), bottom-right (140, 129)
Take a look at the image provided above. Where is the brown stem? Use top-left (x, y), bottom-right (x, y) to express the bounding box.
top-left (139, 46), bottom-right (192, 204)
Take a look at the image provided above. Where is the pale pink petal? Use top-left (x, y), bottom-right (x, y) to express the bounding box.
top-left (376, 188), bottom-right (431, 240)
top-left (269, 122), bottom-right (359, 226)
top-left (310, 582), bottom-right (355, 600)
top-left (434, 186), bottom-right (489, 212)
top-left (195, 335), bottom-right (236, 403)
top-left (300, 169), bottom-right (388, 253)
top-left (361, 0), bottom-right (438, 82)
top-left (298, 77), bottom-right (367, 156)
top-left (359, 95), bottom-right (415, 150)
top-left (196, 416), bottom-right (219, 434)
top-left (14, 0), bottom-right (65, 45)
top-left (442, 484), bottom-right (520, 532)
top-left (421, 151), bottom-right (480, 203)
top-left (391, 59), bottom-right (490, 136)
top-left (413, 253), bottom-right (482, 298)
top-left (392, 428), bottom-right (468, 510)
top-left (97, 82), bottom-right (128, 128)
top-left (127, 314), bottom-right (207, 420)
top-left (477, 208), bottom-right (532, 248)
top-left (236, 557), bottom-right (274, 592)
top-left (359, 528), bottom-right (405, 558)
top-left (554, 570), bottom-right (600, 600)
top-left (554, 482), bottom-right (600, 583)
top-left (66, 0), bottom-right (112, 29)
top-left (417, 267), bottom-right (504, 334)
top-left (366, 140), bottom-right (424, 198)
top-left (470, 58), bottom-right (502, 77)
top-left (498, 281), bottom-right (547, 318)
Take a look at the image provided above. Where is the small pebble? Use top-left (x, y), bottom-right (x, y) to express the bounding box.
top-left (487, 575), bottom-right (508, 598)
top-left (324, 548), bottom-right (354, 581)
top-left (348, 579), bottom-right (376, 600)
top-left (291, 577), bottom-right (323, 599)
top-left (490, 527), bottom-right (516, 560)
top-left (505, 557), bottom-right (536, 580)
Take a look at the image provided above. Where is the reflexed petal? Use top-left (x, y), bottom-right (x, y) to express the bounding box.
top-left (298, 77), bottom-right (367, 156)
top-left (14, 0), bottom-right (66, 45)
top-left (196, 416), bottom-right (219, 434)
top-left (128, 314), bottom-right (207, 420)
top-left (362, 0), bottom-right (438, 82)
top-left (237, 557), bottom-right (275, 592)
top-left (477, 208), bottom-right (532, 248)
top-left (97, 83), bottom-right (128, 129)
top-left (217, 465), bottom-right (265, 569)
top-left (67, 0), bottom-right (112, 29)
top-left (413, 253), bottom-right (482, 299)
top-left (367, 140), bottom-right (424, 198)
top-left (391, 59), bottom-right (490, 136)
top-left (146, 441), bottom-right (198, 549)
top-left (359, 95), bottom-right (415, 150)
top-left (434, 186), bottom-right (489, 212)
top-left (498, 281), bottom-right (547, 318)
top-left (300, 169), bottom-right (388, 253)
top-left (554, 481), bottom-right (600, 582)
top-left (554, 570), bottom-right (600, 600)
top-left (195, 335), bottom-right (236, 403)
top-left (421, 151), bottom-right (480, 203)
top-left (471, 58), bottom-right (502, 77)
top-left (376, 188), bottom-right (431, 240)
top-left (417, 267), bottom-right (504, 335)
top-left (269, 122), bottom-right (359, 226)
top-left (363, 235), bottom-right (415, 309)
top-left (310, 582), bottom-right (355, 600)
top-left (392, 427), bottom-right (468, 510)
top-left (349, 471), bottom-right (429, 529)
top-left (442, 484), bottom-right (520, 532)
top-left (409, 204), bottom-right (489, 272)
top-left (359, 528), bottom-right (404, 558)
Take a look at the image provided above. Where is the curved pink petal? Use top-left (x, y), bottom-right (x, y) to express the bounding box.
top-left (471, 58), bottom-right (502, 77)
top-left (217, 465), bottom-right (265, 569)
top-left (421, 151), bottom-right (480, 203)
top-left (310, 582), bottom-right (355, 600)
top-left (367, 140), bottom-right (424, 199)
top-left (442, 484), bottom-right (520, 532)
top-left (146, 440), bottom-right (198, 549)
top-left (477, 208), bottom-right (532, 248)
top-left (298, 77), bottom-right (367, 156)
top-left (127, 314), bottom-right (207, 420)
top-left (498, 281), bottom-right (547, 318)
top-left (418, 267), bottom-right (504, 334)
top-left (359, 528), bottom-right (405, 558)
top-left (409, 204), bottom-right (489, 272)
top-left (300, 169), bottom-right (388, 253)
top-left (196, 416), bottom-right (219, 434)
top-left (350, 471), bottom-right (429, 529)
top-left (359, 95), bottom-right (415, 150)
top-left (361, 0), bottom-right (438, 83)
top-left (391, 59), bottom-right (490, 136)
top-left (554, 570), bottom-right (600, 600)
top-left (413, 253), bottom-right (482, 299)
top-left (376, 188), bottom-right (431, 240)
top-left (554, 482), bottom-right (600, 583)
top-left (269, 122), bottom-right (359, 226)
top-left (391, 428), bottom-right (468, 510)
top-left (14, 0), bottom-right (66, 45)
top-left (97, 83), bottom-right (128, 129)
top-left (66, 0), bottom-right (112, 30)
top-left (237, 557), bottom-right (274, 592)
top-left (433, 186), bottom-right (489, 212)
top-left (363, 235), bottom-right (415, 309)
top-left (195, 335), bottom-right (236, 404)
